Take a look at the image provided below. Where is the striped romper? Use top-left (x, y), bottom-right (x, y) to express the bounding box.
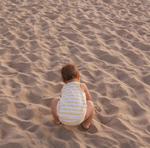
top-left (57, 81), bottom-right (87, 125)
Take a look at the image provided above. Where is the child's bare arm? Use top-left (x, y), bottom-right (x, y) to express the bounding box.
top-left (81, 83), bottom-right (92, 101)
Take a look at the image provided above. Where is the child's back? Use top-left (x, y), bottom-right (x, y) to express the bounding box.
top-left (58, 81), bottom-right (87, 125)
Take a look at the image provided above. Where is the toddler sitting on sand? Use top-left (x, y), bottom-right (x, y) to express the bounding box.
top-left (51, 64), bottom-right (94, 129)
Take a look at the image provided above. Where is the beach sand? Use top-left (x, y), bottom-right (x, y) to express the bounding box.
top-left (0, 0), bottom-right (150, 148)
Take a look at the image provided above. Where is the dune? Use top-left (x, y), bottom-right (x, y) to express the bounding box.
top-left (0, 0), bottom-right (150, 148)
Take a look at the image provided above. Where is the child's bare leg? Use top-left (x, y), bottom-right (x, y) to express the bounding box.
top-left (51, 99), bottom-right (60, 124)
top-left (81, 101), bottom-right (94, 129)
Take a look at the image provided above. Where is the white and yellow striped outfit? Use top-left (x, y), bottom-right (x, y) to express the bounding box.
top-left (57, 81), bottom-right (87, 125)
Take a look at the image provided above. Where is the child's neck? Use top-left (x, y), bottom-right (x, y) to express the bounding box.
top-left (65, 78), bottom-right (80, 84)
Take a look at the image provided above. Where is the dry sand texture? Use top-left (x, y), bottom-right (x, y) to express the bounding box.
top-left (0, 0), bottom-right (150, 148)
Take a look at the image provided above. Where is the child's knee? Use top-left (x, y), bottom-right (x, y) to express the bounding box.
top-left (51, 99), bottom-right (59, 110)
top-left (87, 100), bottom-right (94, 108)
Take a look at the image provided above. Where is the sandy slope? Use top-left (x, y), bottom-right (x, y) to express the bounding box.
top-left (0, 0), bottom-right (150, 148)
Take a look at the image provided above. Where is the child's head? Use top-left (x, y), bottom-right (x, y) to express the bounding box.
top-left (61, 64), bottom-right (80, 83)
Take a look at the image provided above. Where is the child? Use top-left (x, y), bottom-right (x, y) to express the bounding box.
top-left (51, 64), bottom-right (94, 129)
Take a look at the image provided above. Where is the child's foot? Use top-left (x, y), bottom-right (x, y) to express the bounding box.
top-left (81, 122), bottom-right (91, 130)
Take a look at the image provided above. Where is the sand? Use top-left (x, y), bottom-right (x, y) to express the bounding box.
top-left (0, 0), bottom-right (150, 148)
